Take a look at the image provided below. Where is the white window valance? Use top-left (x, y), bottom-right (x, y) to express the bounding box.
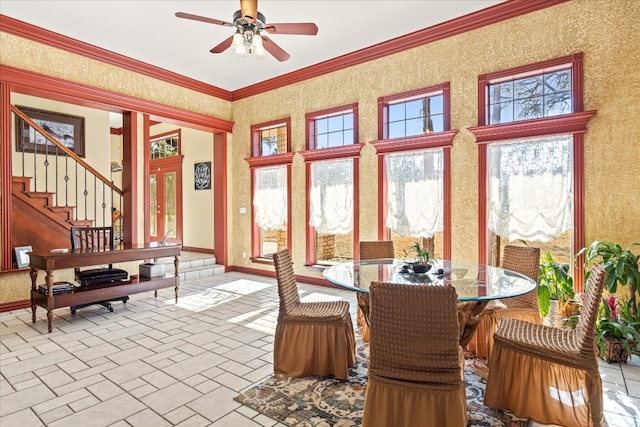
top-left (487, 135), bottom-right (573, 242)
top-left (385, 149), bottom-right (444, 238)
top-left (309, 159), bottom-right (353, 234)
top-left (253, 166), bottom-right (287, 230)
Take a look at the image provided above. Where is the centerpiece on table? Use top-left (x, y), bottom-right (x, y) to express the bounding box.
top-left (404, 240), bottom-right (432, 274)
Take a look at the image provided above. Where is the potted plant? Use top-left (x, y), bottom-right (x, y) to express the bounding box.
top-left (404, 240), bottom-right (432, 273)
top-left (580, 241), bottom-right (640, 319)
top-left (595, 295), bottom-right (640, 363)
top-left (538, 251), bottom-right (576, 327)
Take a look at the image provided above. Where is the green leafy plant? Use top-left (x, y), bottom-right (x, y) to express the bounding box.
top-left (404, 240), bottom-right (431, 265)
top-left (595, 296), bottom-right (640, 359)
top-left (580, 241), bottom-right (640, 319)
top-left (537, 251), bottom-right (575, 317)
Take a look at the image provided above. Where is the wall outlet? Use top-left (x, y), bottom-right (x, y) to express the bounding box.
top-left (242, 252), bottom-right (247, 259)
top-left (239, 206), bottom-right (247, 214)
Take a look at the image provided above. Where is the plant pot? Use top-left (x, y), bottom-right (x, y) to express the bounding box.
top-left (411, 263), bottom-right (431, 274)
top-left (599, 337), bottom-right (636, 363)
top-left (543, 300), bottom-right (565, 329)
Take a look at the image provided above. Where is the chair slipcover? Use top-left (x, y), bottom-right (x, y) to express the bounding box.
top-left (273, 249), bottom-right (356, 379)
top-left (469, 245), bottom-right (541, 361)
top-left (484, 263), bottom-right (607, 427)
top-left (362, 282), bottom-right (467, 427)
top-left (358, 241), bottom-right (394, 341)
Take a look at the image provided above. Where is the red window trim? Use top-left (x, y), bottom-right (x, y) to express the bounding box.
top-left (246, 118), bottom-right (293, 261)
top-left (305, 103), bottom-right (359, 150)
top-left (378, 83), bottom-right (451, 140)
top-left (250, 117), bottom-right (291, 157)
top-left (374, 84), bottom-right (453, 258)
top-left (472, 52), bottom-right (595, 292)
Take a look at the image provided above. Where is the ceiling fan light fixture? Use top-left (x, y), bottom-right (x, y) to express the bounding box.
top-left (251, 32), bottom-right (265, 58)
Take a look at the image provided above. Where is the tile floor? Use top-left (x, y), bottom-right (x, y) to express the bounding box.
top-left (1, 271), bottom-right (639, 426)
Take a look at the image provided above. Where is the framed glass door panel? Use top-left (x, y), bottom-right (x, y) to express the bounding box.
top-left (149, 157), bottom-right (183, 243)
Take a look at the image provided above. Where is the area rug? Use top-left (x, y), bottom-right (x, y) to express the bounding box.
top-left (235, 344), bottom-right (529, 427)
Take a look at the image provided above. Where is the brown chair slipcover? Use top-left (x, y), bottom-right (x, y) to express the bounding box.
top-left (469, 245), bottom-right (541, 361)
top-left (358, 241), bottom-right (395, 341)
top-left (484, 263), bottom-right (607, 427)
top-left (362, 282), bottom-right (467, 427)
top-left (272, 249), bottom-right (356, 379)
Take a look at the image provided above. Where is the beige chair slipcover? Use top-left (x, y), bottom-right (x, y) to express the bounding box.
top-left (468, 245), bottom-right (541, 361)
top-left (484, 263), bottom-right (607, 427)
top-left (272, 249), bottom-right (356, 379)
top-left (357, 241), bottom-right (395, 341)
top-left (362, 282), bottom-right (467, 427)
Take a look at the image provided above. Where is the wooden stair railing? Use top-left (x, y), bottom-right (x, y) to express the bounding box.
top-left (8, 105), bottom-right (124, 269)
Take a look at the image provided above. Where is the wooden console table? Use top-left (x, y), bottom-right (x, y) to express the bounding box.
top-left (29, 243), bottom-right (181, 333)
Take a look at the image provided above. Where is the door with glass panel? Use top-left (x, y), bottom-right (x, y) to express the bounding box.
top-left (150, 159), bottom-right (182, 244)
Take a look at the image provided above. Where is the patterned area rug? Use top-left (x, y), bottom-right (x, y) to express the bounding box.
top-left (235, 344), bottom-right (529, 427)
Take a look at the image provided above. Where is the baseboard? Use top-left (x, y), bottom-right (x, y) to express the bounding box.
top-left (181, 246), bottom-right (215, 255)
top-left (0, 299), bottom-right (31, 313)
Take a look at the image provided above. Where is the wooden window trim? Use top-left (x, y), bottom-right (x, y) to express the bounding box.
top-left (472, 52), bottom-right (596, 291)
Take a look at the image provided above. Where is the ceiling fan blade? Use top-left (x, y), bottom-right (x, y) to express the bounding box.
top-left (175, 12), bottom-right (234, 27)
top-left (240, 0), bottom-right (258, 23)
top-left (264, 23), bottom-right (318, 35)
top-left (210, 35), bottom-right (234, 54)
top-left (262, 36), bottom-right (291, 62)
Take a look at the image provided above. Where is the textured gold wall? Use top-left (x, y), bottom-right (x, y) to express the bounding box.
top-left (229, 0), bottom-right (640, 276)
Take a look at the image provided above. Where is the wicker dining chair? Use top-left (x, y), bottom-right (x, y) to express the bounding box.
top-left (362, 282), bottom-right (466, 427)
top-left (469, 245), bottom-right (541, 361)
top-left (484, 263), bottom-right (607, 427)
top-left (272, 249), bottom-right (356, 379)
top-left (357, 241), bottom-right (395, 341)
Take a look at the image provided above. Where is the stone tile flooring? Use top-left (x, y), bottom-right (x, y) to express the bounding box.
top-left (1, 272), bottom-right (639, 426)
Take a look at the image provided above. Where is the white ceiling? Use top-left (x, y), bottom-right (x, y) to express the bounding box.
top-left (0, 0), bottom-right (504, 92)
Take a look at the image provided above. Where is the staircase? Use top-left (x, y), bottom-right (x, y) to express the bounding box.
top-left (11, 176), bottom-right (94, 256)
top-left (157, 252), bottom-right (226, 281)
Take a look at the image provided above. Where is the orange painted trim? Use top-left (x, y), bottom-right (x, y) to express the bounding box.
top-left (213, 132), bottom-right (228, 267)
top-left (370, 130), bottom-right (457, 154)
top-left (231, 0), bottom-right (570, 100)
top-left (0, 14), bottom-right (232, 101)
top-left (1, 83), bottom-right (12, 270)
top-left (470, 111), bottom-right (596, 143)
top-left (110, 127), bottom-right (123, 136)
top-left (353, 159), bottom-right (360, 260)
top-left (244, 152), bottom-right (295, 168)
top-left (573, 133), bottom-right (586, 293)
top-left (443, 146), bottom-right (452, 260)
top-left (298, 144), bottom-right (363, 162)
top-left (0, 65), bottom-right (234, 133)
top-left (0, 299), bottom-right (30, 313)
top-left (181, 246), bottom-right (216, 255)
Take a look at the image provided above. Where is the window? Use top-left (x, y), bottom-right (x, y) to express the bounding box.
top-left (247, 119), bottom-right (293, 260)
top-left (487, 67), bottom-right (572, 124)
top-left (307, 104), bottom-right (357, 150)
top-left (150, 130), bottom-right (180, 159)
top-left (302, 104), bottom-right (360, 265)
top-left (385, 93), bottom-right (444, 138)
top-left (471, 53), bottom-right (596, 291)
top-left (373, 84), bottom-right (453, 260)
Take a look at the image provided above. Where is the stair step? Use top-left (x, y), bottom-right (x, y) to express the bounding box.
top-left (153, 252), bottom-right (224, 280)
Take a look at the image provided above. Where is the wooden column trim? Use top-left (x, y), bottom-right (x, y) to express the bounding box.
top-left (1, 83), bottom-right (12, 269)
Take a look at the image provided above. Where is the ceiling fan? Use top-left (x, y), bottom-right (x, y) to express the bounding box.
top-left (175, 0), bottom-right (318, 62)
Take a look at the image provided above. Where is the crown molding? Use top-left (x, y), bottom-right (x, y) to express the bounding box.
top-left (231, 0), bottom-right (570, 100)
top-left (0, 0), bottom-right (569, 102)
top-left (0, 14), bottom-right (232, 101)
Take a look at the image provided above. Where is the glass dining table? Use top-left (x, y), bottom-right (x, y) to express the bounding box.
top-left (323, 258), bottom-right (536, 347)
